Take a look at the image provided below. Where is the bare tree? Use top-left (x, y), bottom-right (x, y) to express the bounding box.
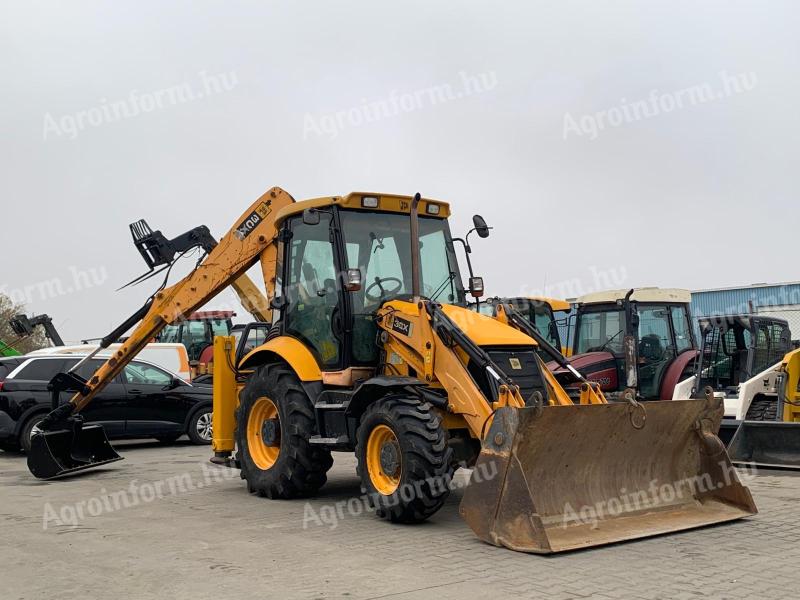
top-left (0, 294), bottom-right (49, 355)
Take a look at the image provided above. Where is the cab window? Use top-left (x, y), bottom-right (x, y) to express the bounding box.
top-left (576, 311), bottom-right (626, 355)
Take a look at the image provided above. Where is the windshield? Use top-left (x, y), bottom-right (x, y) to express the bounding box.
top-left (340, 210), bottom-right (465, 308)
top-left (575, 309), bottom-right (626, 355)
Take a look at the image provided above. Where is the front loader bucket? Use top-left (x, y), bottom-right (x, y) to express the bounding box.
top-left (728, 421), bottom-right (800, 469)
top-left (460, 398), bottom-right (757, 554)
top-left (27, 424), bottom-right (123, 480)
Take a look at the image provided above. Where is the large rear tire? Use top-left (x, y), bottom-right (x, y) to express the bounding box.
top-left (356, 395), bottom-right (454, 523)
top-left (236, 363), bottom-right (332, 498)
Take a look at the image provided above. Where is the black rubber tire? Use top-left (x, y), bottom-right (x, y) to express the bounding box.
top-left (20, 413), bottom-right (46, 454)
top-left (745, 395), bottom-right (779, 421)
top-left (187, 406), bottom-right (213, 445)
top-left (155, 434), bottom-right (182, 444)
top-left (355, 395), bottom-right (454, 523)
top-left (236, 363), bottom-right (332, 498)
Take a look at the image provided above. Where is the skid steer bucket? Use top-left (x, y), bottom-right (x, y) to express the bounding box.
top-left (27, 423), bottom-right (123, 480)
top-left (460, 398), bottom-right (757, 553)
top-left (728, 421), bottom-right (800, 469)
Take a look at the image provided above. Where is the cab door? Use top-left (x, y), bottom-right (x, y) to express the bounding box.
top-left (281, 213), bottom-right (344, 369)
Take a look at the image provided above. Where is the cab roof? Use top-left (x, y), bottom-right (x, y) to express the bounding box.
top-left (577, 288), bottom-right (691, 305)
top-left (274, 192), bottom-right (451, 228)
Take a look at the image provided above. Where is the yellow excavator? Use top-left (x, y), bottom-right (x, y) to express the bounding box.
top-left (28, 188), bottom-right (756, 553)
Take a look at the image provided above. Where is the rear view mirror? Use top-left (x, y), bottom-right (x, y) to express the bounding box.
top-left (344, 269), bottom-right (362, 292)
top-left (302, 208), bottom-right (321, 225)
top-left (472, 215), bottom-right (491, 238)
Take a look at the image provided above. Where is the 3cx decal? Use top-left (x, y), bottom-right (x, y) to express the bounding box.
top-left (391, 316), bottom-right (413, 336)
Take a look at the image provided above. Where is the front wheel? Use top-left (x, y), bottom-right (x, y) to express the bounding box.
top-left (356, 395), bottom-right (454, 523)
top-left (236, 363), bottom-right (332, 498)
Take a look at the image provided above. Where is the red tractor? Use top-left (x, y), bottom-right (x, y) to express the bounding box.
top-left (555, 288), bottom-right (698, 401)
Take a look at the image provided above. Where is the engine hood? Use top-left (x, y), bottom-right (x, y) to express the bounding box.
top-left (548, 351), bottom-right (619, 392)
top-left (440, 304), bottom-right (536, 347)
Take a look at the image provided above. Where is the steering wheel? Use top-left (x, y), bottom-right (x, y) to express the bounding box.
top-left (365, 277), bottom-right (403, 302)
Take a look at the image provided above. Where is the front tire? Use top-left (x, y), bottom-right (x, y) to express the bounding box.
top-left (236, 363), bottom-right (332, 498)
top-left (356, 395), bottom-right (454, 523)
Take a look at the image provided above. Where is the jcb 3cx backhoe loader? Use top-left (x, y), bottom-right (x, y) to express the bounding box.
top-left (28, 188), bottom-right (756, 553)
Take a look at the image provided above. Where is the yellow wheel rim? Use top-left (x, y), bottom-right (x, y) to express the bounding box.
top-left (366, 424), bottom-right (402, 495)
top-left (247, 397), bottom-right (280, 470)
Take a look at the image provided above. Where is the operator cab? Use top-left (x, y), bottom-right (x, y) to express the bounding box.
top-left (697, 315), bottom-right (791, 393)
top-left (571, 288), bottom-right (695, 399)
top-left (272, 194), bottom-right (471, 373)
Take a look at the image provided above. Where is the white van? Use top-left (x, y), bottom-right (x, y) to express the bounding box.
top-left (28, 343), bottom-right (192, 382)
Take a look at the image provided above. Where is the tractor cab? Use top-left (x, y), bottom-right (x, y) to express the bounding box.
top-left (562, 288), bottom-right (697, 400)
top-left (696, 315), bottom-right (791, 395)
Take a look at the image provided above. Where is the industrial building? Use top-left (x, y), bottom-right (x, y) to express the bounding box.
top-left (690, 281), bottom-right (800, 342)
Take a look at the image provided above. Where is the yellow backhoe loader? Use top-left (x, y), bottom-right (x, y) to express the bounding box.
top-left (28, 188), bottom-right (756, 553)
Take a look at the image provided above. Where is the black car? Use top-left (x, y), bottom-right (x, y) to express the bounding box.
top-left (0, 355), bottom-right (213, 452)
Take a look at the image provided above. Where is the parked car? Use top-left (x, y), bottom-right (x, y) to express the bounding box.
top-left (0, 355), bottom-right (212, 453)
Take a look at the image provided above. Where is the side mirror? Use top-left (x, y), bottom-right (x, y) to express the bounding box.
top-left (472, 215), bottom-right (491, 238)
top-left (469, 276), bottom-right (485, 298)
top-left (344, 269), bottom-right (362, 292)
top-left (302, 208), bottom-right (321, 226)
top-left (164, 378), bottom-right (182, 390)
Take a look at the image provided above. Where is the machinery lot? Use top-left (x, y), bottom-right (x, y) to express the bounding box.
top-left (2, 442), bottom-right (799, 600)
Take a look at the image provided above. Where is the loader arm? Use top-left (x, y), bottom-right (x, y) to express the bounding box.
top-left (40, 187), bottom-right (294, 422)
top-left (492, 302), bottom-right (608, 405)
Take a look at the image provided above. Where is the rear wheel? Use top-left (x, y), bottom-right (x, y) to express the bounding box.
top-left (356, 395), bottom-right (454, 523)
top-left (187, 406), bottom-right (213, 444)
top-left (745, 395), bottom-right (779, 421)
top-left (236, 363), bottom-right (332, 498)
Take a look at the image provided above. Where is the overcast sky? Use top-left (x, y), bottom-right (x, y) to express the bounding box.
top-left (1, 1), bottom-right (797, 343)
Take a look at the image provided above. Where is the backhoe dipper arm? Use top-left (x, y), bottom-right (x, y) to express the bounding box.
top-left (40, 187), bottom-right (295, 427)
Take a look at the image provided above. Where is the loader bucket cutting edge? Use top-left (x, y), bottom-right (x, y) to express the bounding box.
top-left (27, 425), bottom-right (123, 480)
top-left (459, 398), bottom-right (757, 554)
top-left (728, 421), bottom-right (800, 470)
